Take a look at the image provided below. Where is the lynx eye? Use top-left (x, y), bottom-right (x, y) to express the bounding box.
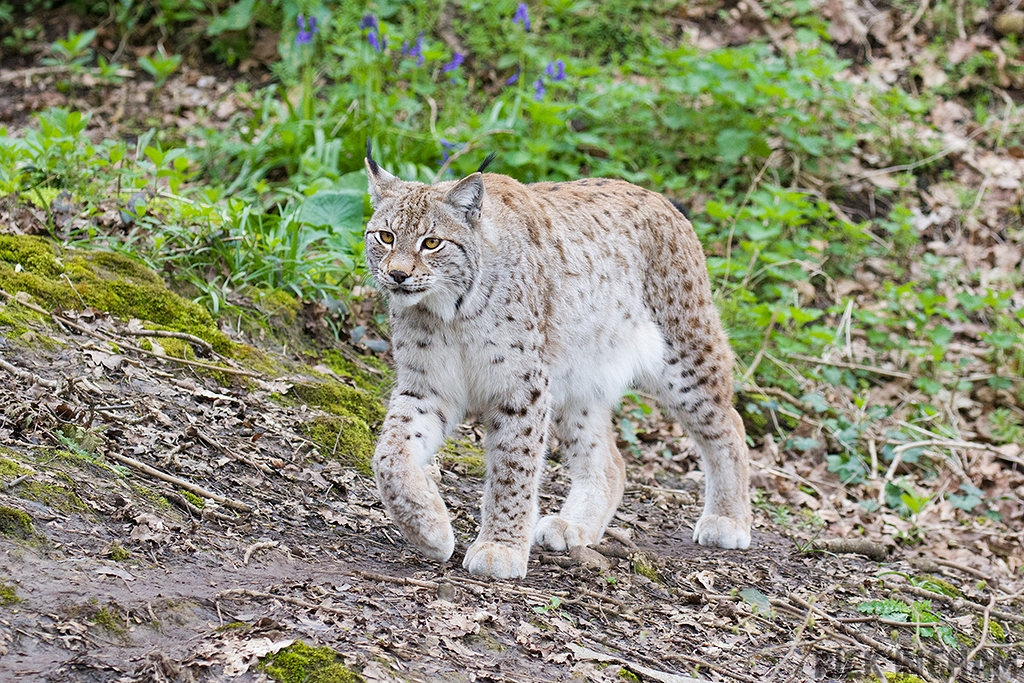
top-left (378, 231), bottom-right (395, 245)
top-left (422, 237), bottom-right (441, 250)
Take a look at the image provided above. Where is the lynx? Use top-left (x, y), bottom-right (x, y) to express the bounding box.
top-left (364, 146), bottom-right (751, 579)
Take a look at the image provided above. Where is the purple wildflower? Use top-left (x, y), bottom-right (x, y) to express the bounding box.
top-left (295, 14), bottom-right (319, 46)
top-left (367, 31), bottom-right (384, 53)
top-left (533, 78), bottom-right (545, 100)
top-left (402, 32), bottom-right (425, 66)
top-left (443, 52), bottom-right (464, 74)
top-left (439, 138), bottom-right (459, 162)
top-left (545, 59), bottom-right (566, 81)
top-left (506, 63), bottom-right (520, 85)
top-left (512, 3), bottom-right (531, 31)
top-left (361, 13), bottom-right (385, 53)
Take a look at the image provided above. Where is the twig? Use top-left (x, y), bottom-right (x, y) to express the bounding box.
top-left (932, 559), bottom-right (991, 582)
top-left (740, 385), bottom-right (816, 414)
top-left (808, 538), bottom-right (888, 562)
top-left (740, 308), bottom-right (780, 385)
top-left (354, 570), bottom-right (437, 589)
top-left (243, 540), bottom-right (280, 565)
top-left (164, 490), bottom-right (234, 523)
top-left (106, 451), bottom-right (252, 513)
top-left (946, 594), bottom-right (994, 683)
top-left (123, 328), bottom-right (214, 354)
top-left (787, 593), bottom-right (941, 683)
top-left (894, 0), bottom-right (930, 39)
top-left (0, 356), bottom-right (59, 388)
top-left (0, 64), bottom-right (135, 82)
top-left (0, 288), bottom-right (260, 378)
top-left (1, 473), bottom-right (33, 490)
top-left (786, 353), bottom-right (913, 380)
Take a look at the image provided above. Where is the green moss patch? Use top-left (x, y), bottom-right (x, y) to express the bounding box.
top-left (321, 349), bottom-right (391, 395)
top-left (0, 234), bottom-right (232, 355)
top-left (0, 506), bottom-right (33, 538)
top-left (262, 641), bottom-right (365, 683)
top-left (108, 542), bottom-right (131, 562)
top-left (0, 582), bottom-right (19, 605)
top-left (441, 438), bottom-right (485, 478)
top-left (90, 605), bottom-right (127, 634)
top-left (304, 415), bottom-right (374, 475)
top-left (290, 380), bottom-right (384, 475)
top-left (0, 457), bottom-right (31, 480)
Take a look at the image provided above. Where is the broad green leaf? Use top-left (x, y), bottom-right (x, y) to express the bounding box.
top-left (207, 0), bottom-right (258, 36)
top-left (297, 190), bottom-right (365, 233)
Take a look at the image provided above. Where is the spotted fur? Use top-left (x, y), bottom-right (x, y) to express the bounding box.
top-left (364, 158), bottom-right (751, 579)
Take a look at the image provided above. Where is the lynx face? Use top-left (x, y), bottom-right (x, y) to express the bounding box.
top-left (364, 170), bottom-right (485, 318)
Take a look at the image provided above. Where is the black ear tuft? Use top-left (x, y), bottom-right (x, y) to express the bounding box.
top-left (477, 152), bottom-right (498, 174)
top-left (366, 137), bottom-right (380, 176)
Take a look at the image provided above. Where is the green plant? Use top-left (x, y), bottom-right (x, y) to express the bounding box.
top-left (988, 408), bottom-right (1024, 446)
top-left (138, 48), bottom-right (182, 90)
top-left (857, 597), bottom-right (956, 647)
top-left (43, 28), bottom-right (97, 68)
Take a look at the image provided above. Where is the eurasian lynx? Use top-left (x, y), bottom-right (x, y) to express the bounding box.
top-left (364, 147), bottom-right (751, 579)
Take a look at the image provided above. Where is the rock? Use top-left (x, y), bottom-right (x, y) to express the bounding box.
top-left (995, 11), bottom-right (1024, 36)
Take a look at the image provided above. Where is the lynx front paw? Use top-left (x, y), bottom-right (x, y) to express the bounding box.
top-left (463, 540), bottom-right (530, 579)
top-left (377, 466), bottom-right (455, 561)
top-left (692, 514), bottom-right (751, 550)
top-left (534, 515), bottom-right (593, 551)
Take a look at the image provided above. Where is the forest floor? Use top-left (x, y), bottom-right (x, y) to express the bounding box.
top-left (1, 301), bottom-right (1020, 683)
top-left (2, 1), bottom-right (1024, 682)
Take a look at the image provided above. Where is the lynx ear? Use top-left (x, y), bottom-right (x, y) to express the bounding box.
top-left (443, 172), bottom-right (485, 223)
top-left (365, 139), bottom-right (400, 206)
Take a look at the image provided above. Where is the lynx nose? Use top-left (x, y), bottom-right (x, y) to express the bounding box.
top-left (389, 269), bottom-right (410, 284)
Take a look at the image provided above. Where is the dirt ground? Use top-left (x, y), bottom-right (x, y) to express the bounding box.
top-left (0, 288), bottom-right (1022, 683)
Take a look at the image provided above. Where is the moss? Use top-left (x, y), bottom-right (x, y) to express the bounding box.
top-left (262, 641), bottom-right (365, 683)
top-left (17, 476), bottom-right (87, 513)
top-left (291, 380), bottom-right (385, 476)
top-left (157, 336), bottom-right (195, 361)
top-left (981, 617), bottom-right (1006, 642)
top-left (180, 490), bottom-right (206, 509)
top-left (248, 286), bottom-right (301, 327)
top-left (440, 439), bottom-right (486, 478)
top-left (216, 621), bottom-right (251, 634)
top-left (108, 542), bottom-right (131, 562)
top-left (0, 457), bottom-right (31, 479)
top-left (321, 349), bottom-right (392, 394)
top-left (291, 381), bottom-right (384, 426)
top-left (0, 506), bottom-right (33, 538)
top-left (0, 582), bottom-right (19, 605)
top-left (617, 668), bottom-right (641, 682)
top-left (91, 606), bottom-right (126, 634)
top-left (233, 342), bottom-right (280, 376)
top-left (918, 575), bottom-right (960, 598)
top-left (630, 553), bottom-right (659, 582)
top-left (0, 235), bottom-right (233, 356)
top-left (883, 675), bottom-right (927, 683)
top-left (304, 415), bottom-right (374, 476)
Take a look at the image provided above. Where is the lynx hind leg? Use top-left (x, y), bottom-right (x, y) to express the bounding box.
top-left (655, 328), bottom-right (752, 550)
top-left (535, 405), bottom-right (626, 552)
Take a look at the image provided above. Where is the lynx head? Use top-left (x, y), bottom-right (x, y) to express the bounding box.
top-left (364, 149), bottom-right (486, 319)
